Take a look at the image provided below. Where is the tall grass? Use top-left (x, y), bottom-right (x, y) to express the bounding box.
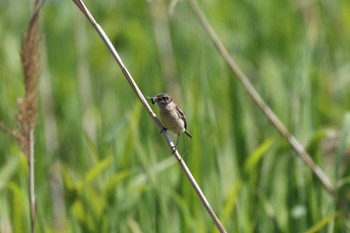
top-left (1, 0), bottom-right (350, 232)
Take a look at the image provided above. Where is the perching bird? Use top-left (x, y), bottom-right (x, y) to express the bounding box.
top-left (149, 93), bottom-right (192, 148)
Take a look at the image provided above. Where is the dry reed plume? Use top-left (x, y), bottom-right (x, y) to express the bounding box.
top-left (0, 1), bottom-right (43, 232)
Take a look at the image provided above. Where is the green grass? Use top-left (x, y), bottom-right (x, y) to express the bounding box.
top-left (1, 0), bottom-right (350, 232)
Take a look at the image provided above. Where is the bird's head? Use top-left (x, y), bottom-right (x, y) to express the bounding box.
top-left (149, 93), bottom-right (173, 108)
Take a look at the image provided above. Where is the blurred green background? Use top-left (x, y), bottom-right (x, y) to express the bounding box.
top-left (1, 0), bottom-right (350, 232)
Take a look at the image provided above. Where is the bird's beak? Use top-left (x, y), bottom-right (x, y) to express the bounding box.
top-left (147, 96), bottom-right (156, 104)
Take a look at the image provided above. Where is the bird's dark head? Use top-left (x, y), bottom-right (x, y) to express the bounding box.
top-left (149, 93), bottom-right (173, 108)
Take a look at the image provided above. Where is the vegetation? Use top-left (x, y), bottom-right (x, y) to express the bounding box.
top-left (0, 0), bottom-right (350, 232)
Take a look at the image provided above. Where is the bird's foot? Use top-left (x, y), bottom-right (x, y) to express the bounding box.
top-left (160, 127), bottom-right (167, 133)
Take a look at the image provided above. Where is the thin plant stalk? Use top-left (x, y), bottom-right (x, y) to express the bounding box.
top-left (29, 129), bottom-right (35, 232)
top-left (187, 0), bottom-right (335, 194)
top-left (71, 0), bottom-right (227, 232)
top-left (20, 1), bottom-right (43, 231)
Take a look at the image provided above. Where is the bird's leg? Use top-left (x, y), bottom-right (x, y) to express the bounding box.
top-left (175, 134), bottom-right (180, 148)
top-left (171, 134), bottom-right (180, 154)
top-left (159, 127), bottom-right (177, 154)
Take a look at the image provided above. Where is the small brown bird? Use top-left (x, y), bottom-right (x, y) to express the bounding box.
top-left (149, 93), bottom-right (192, 148)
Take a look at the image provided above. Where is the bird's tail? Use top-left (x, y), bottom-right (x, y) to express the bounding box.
top-left (185, 130), bottom-right (192, 138)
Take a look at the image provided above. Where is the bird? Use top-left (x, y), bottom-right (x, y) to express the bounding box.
top-left (149, 93), bottom-right (192, 150)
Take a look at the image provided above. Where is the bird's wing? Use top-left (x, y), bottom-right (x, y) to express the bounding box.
top-left (175, 105), bottom-right (187, 129)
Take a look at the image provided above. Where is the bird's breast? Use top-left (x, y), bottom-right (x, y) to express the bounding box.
top-left (159, 108), bottom-right (185, 134)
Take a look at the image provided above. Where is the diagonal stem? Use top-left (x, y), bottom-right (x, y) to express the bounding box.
top-left (71, 0), bottom-right (227, 232)
top-left (188, 0), bottom-right (335, 194)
